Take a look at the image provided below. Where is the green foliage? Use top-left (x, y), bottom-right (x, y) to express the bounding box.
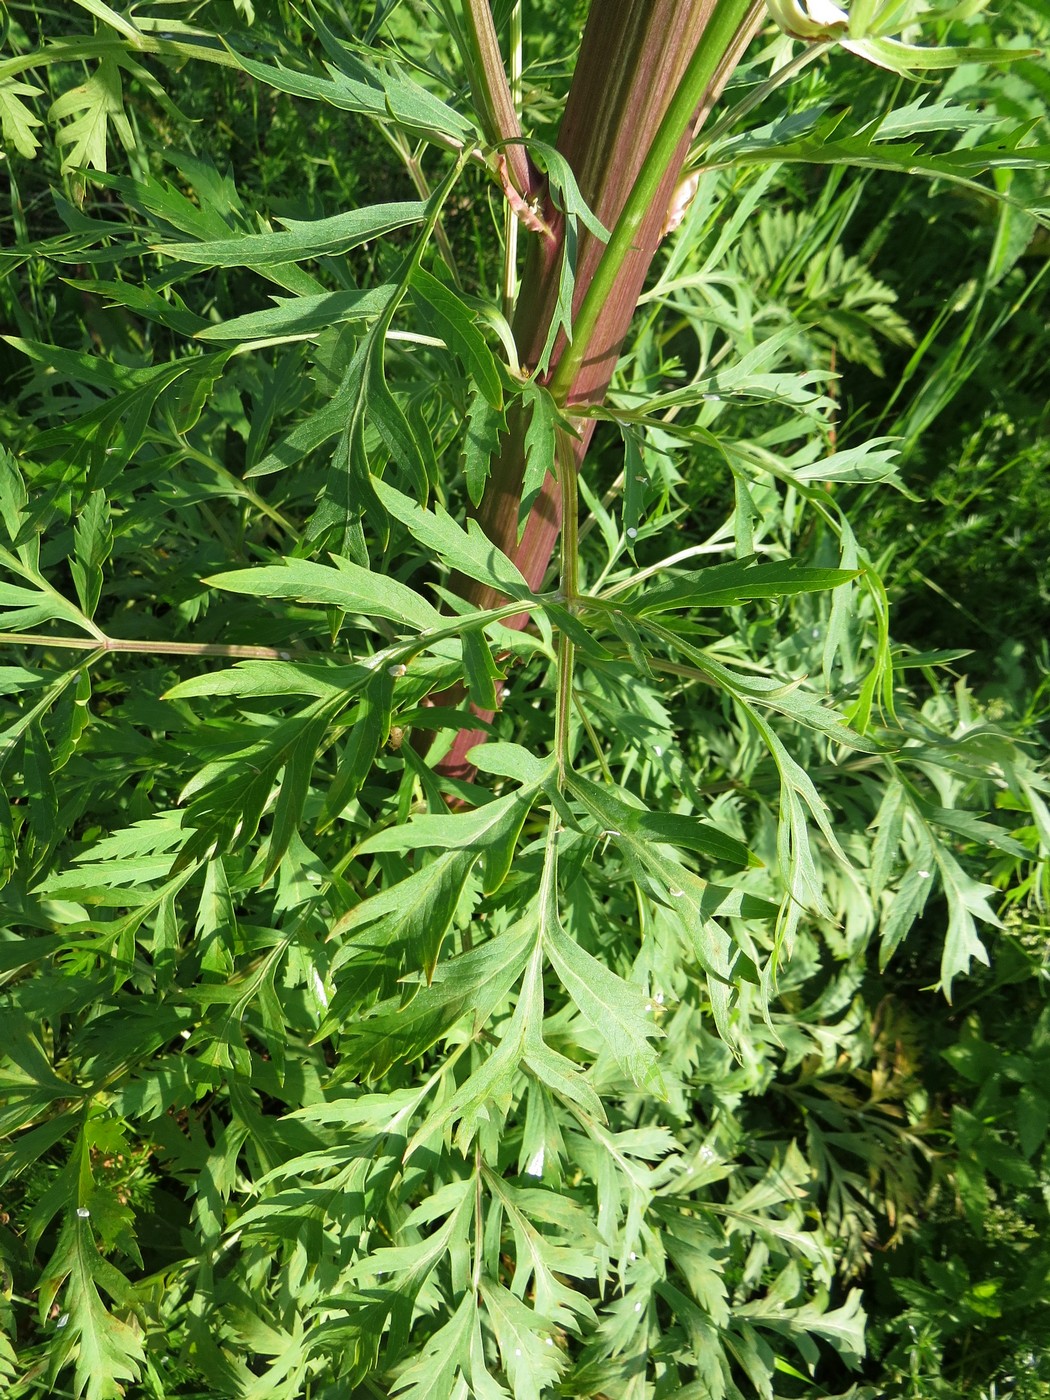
top-left (0, 0), bottom-right (1047, 1397)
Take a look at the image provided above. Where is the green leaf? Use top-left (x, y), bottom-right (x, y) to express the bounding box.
top-left (4, 339), bottom-right (233, 476)
top-left (0, 77), bottom-right (45, 158)
top-left (174, 699), bottom-right (345, 867)
top-left (333, 919), bottom-right (534, 1079)
top-left (470, 744), bottom-right (552, 786)
top-left (318, 669), bottom-right (395, 830)
top-left (483, 1171), bottom-right (599, 1330)
top-left (390, 1292), bottom-right (473, 1400)
top-left (792, 438), bottom-right (904, 487)
top-left (1016, 1085), bottom-right (1049, 1159)
top-left (304, 285), bottom-right (435, 554)
top-left (154, 202), bottom-right (428, 267)
top-left (410, 267), bottom-right (503, 410)
top-left (69, 0), bottom-right (144, 42)
top-left (729, 1322), bottom-right (782, 1400)
top-left (0, 576), bottom-right (88, 633)
top-left (69, 490), bottom-right (112, 618)
top-left (205, 558), bottom-right (441, 632)
top-left (879, 843), bottom-right (934, 968)
top-left (196, 285), bottom-right (396, 342)
top-left (740, 1285), bottom-right (867, 1370)
top-left (714, 109), bottom-right (1050, 219)
top-left (38, 1212), bottom-right (145, 1400)
top-left (362, 331), bottom-right (436, 505)
top-left (935, 847), bottom-right (999, 998)
top-left (480, 1279), bottom-right (566, 1400)
top-left (570, 774), bottom-right (757, 870)
top-left (522, 1039), bottom-right (605, 1123)
top-left (164, 660), bottom-right (354, 702)
top-left (0, 780), bottom-right (15, 891)
top-left (25, 720), bottom-right (58, 878)
top-left (461, 629), bottom-right (504, 712)
top-left (631, 558), bottom-right (858, 613)
top-left (408, 942), bottom-right (540, 1155)
top-left (263, 713), bottom-right (331, 881)
top-left (357, 783), bottom-right (540, 895)
top-left (227, 47), bottom-right (476, 146)
top-left (463, 385), bottom-right (507, 507)
top-left (529, 139), bottom-right (611, 242)
top-left (327, 848), bottom-right (478, 994)
top-left (544, 915), bottom-right (660, 1088)
top-left (563, 772), bottom-right (754, 1042)
top-left (49, 56), bottom-right (132, 175)
top-left (621, 426), bottom-right (648, 548)
top-left (374, 480), bottom-right (534, 601)
top-left (919, 799), bottom-right (1031, 859)
top-left (520, 382), bottom-right (558, 530)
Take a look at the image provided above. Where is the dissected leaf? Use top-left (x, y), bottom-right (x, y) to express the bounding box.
top-left (0, 78), bottom-right (45, 158)
top-left (544, 914), bottom-right (661, 1088)
top-left (375, 480), bottom-right (534, 601)
top-left (49, 57), bottom-right (132, 175)
top-left (37, 1212), bottom-right (145, 1400)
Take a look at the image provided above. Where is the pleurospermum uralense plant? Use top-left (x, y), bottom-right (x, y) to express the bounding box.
top-left (1, 0), bottom-right (1049, 1396)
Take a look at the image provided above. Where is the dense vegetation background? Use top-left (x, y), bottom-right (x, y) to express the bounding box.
top-left (0, 1), bottom-right (1048, 1397)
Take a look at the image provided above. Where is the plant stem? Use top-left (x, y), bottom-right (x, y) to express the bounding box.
top-left (460, 0), bottom-right (532, 197)
top-left (436, 0), bottom-right (764, 781)
top-left (555, 429), bottom-right (579, 788)
top-left (557, 430), bottom-right (580, 605)
top-left (502, 1), bottom-right (524, 318)
top-left (472, 1149), bottom-right (484, 1290)
top-left (688, 0), bottom-right (767, 137)
top-left (0, 633), bottom-right (300, 660)
top-left (555, 627), bottom-right (575, 791)
top-left (547, 0), bottom-right (757, 405)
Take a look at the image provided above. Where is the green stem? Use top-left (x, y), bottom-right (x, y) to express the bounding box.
top-left (555, 429), bottom-right (579, 790)
top-left (547, 0), bottom-right (755, 404)
top-left (574, 690), bottom-right (614, 784)
top-left (402, 145), bottom-right (474, 285)
top-left (0, 633), bottom-right (296, 660)
top-left (0, 596), bottom-right (539, 666)
top-left (538, 804), bottom-right (562, 917)
top-left (472, 1149), bottom-right (484, 1291)
top-left (557, 430), bottom-right (580, 604)
top-left (555, 624), bottom-right (575, 792)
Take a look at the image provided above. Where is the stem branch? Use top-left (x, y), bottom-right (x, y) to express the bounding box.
top-left (0, 633), bottom-right (300, 660)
